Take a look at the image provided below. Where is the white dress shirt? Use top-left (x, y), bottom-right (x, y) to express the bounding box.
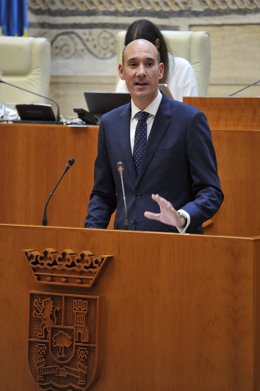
top-left (130, 91), bottom-right (162, 152)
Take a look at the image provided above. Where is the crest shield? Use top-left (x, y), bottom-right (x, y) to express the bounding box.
top-left (28, 291), bottom-right (101, 391)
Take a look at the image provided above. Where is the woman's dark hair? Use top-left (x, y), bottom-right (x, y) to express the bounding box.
top-left (124, 19), bottom-right (169, 83)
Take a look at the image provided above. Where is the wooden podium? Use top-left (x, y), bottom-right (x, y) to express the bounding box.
top-left (0, 223), bottom-right (260, 391)
top-left (1, 99), bottom-right (260, 390)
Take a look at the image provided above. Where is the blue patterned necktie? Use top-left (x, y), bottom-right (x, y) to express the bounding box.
top-left (133, 111), bottom-right (149, 176)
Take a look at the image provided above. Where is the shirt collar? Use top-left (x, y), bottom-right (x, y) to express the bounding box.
top-left (131, 90), bottom-right (162, 120)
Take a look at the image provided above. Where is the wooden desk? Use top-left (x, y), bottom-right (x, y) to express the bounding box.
top-left (0, 123), bottom-right (98, 227)
top-left (1, 106), bottom-right (260, 236)
top-left (184, 97), bottom-right (260, 130)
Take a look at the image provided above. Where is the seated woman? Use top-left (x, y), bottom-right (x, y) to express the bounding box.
top-left (115, 19), bottom-right (198, 102)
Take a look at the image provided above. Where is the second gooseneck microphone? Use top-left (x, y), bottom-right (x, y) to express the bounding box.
top-left (42, 157), bottom-right (75, 226)
top-left (117, 161), bottom-right (129, 230)
top-left (229, 79), bottom-right (260, 96)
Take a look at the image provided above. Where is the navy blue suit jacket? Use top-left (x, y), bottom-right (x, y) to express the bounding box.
top-left (85, 95), bottom-right (223, 233)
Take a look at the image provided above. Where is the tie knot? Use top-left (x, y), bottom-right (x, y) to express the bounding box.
top-left (137, 111), bottom-right (149, 122)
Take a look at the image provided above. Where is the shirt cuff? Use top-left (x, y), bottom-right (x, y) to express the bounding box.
top-left (176, 209), bottom-right (191, 234)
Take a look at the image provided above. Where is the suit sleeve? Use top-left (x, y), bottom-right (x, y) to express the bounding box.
top-left (84, 121), bottom-right (117, 228)
top-left (182, 111), bottom-right (224, 230)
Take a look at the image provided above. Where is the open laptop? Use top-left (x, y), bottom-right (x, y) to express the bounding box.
top-left (84, 92), bottom-right (131, 118)
top-left (83, 87), bottom-right (172, 124)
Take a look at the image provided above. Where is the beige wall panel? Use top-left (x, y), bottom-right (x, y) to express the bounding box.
top-left (192, 24), bottom-right (260, 86)
top-left (52, 24), bottom-right (260, 117)
top-left (50, 76), bottom-right (115, 118)
top-left (208, 84), bottom-right (260, 97)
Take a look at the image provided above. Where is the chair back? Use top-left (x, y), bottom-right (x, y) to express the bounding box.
top-left (0, 36), bottom-right (51, 104)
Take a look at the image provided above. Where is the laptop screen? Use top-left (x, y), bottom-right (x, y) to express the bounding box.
top-left (84, 92), bottom-right (131, 116)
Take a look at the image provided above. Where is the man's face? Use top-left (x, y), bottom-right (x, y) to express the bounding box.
top-left (118, 39), bottom-right (164, 108)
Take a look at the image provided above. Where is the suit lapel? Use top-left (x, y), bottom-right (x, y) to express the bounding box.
top-left (136, 97), bottom-right (172, 183)
top-left (117, 97), bottom-right (174, 185)
top-left (118, 104), bottom-right (137, 184)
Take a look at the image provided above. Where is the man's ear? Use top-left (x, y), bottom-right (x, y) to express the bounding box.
top-left (118, 64), bottom-right (125, 80)
top-left (158, 62), bottom-right (164, 81)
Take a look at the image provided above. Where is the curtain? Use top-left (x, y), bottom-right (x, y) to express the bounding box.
top-left (0, 0), bottom-right (28, 36)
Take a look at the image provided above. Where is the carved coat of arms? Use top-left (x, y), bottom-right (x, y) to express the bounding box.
top-left (24, 247), bottom-right (112, 390)
top-left (28, 291), bottom-right (101, 391)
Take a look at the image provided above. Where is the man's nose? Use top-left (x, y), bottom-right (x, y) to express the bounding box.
top-left (136, 64), bottom-right (146, 76)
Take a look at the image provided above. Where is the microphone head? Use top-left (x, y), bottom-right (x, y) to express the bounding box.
top-left (117, 161), bottom-right (124, 171)
top-left (67, 157), bottom-right (75, 168)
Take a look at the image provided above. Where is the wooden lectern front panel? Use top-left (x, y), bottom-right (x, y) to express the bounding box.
top-left (0, 224), bottom-right (259, 391)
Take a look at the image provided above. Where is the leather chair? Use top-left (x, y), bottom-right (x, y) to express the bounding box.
top-left (116, 30), bottom-right (211, 96)
top-left (0, 36), bottom-right (51, 104)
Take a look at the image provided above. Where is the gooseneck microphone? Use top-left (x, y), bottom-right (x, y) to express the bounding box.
top-left (229, 79), bottom-right (260, 96)
top-left (117, 161), bottom-right (128, 230)
top-left (0, 77), bottom-right (60, 123)
top-left (42, 157), bottom-right (75, 226)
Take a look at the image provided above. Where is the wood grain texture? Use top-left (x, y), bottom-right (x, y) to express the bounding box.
top-left (184, 97), bottom-right (260, 131)
top-left (0, 224), bottom-right (259, 391)
top-left (0, 123), bottom-right (98, 227)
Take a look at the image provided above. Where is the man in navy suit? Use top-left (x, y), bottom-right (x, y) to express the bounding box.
top-left (85, 39), bottom-right (223, 234)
